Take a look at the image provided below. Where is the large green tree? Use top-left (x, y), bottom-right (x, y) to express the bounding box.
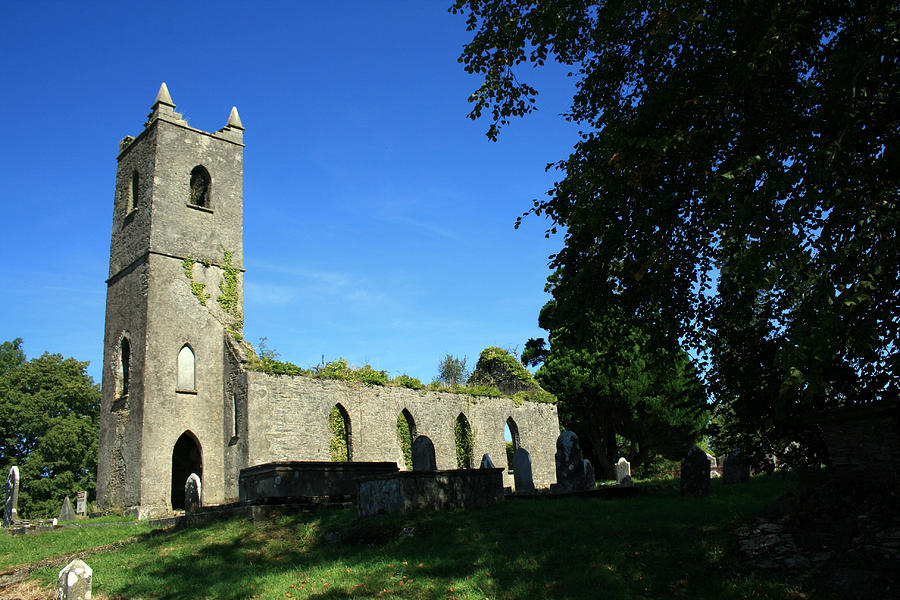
top-left (523, 296), bottom-right (707, 477)
top-left (0, 339), bottom-right (101, 518)
top-left (453, 1), bottom-right (898, 462)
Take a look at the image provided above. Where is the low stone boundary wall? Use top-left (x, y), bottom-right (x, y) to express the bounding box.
top-left (239, 461), bottom-right (398, 502)
top-left (356, 468), bottom-right (504, 516)
top-left (807, 401), bottom-right (899, 470)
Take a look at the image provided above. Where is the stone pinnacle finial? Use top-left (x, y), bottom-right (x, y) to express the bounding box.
top-left (226, 106), bottom-right (244, 130)
top-left (154, 82), bottom-right (175, 107)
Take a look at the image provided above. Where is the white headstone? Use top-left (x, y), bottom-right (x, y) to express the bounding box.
top-left (76, 491), bottom-right (87, 516)
top-left (185, 473), bottom-right (202, 513)
top-left (615, 457), bottom-right (631, 484)
top-left (57, 559), bottom-right (92, 600)
top-left (3, 466), bottom-right (19, 527)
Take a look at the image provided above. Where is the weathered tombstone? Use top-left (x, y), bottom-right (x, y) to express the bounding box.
top-left (722, 449), bottom-right (751, 484)
top-left (615, 457), bottom-right (631, 484)
top-left (185, 473), bottom-right (202, 513)
top-left (512, 448), bottom-right (534, 492)
top-left (583, 459), bottom-right (595, 489)
top-left (57, 559), bottom-right (92, 600)
top-left (555, 431), bottom-right (585, 492)
top-left (3, 466), bottom-right (19, 527)
top-left (680, 445), bottom-right (711, 496)
top-left (620, 474), bottom-right (634, 487)
top-left (480, 453), bottom-right (495, 469)
top-left (412, 435), bottom-right (437, 471)
top-left (76, 490), bottom-right (87, 516)
top-left (58, 496), bottom-right (76, 522)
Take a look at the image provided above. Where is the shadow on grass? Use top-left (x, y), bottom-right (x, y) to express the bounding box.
top-left (33, 475), bottom-right (806, 599)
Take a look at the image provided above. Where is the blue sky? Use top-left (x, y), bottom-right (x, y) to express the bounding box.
top-left (1, 1), bottom-right (579, 385)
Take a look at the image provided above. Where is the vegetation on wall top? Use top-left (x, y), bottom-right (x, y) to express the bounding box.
top-left (244, 340), bottom-right (556, 405)
top-left (469, 347), bottom-right (543, 395)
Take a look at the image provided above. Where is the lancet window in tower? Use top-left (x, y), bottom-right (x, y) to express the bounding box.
top-left (128, 170), bottom-right (140, 213)
top-left (177, 345), bottom-right (196, 392)
top-left (119, 336), bottom-right (130, 397)
top-left (189, 166), bottom-right (211, 208)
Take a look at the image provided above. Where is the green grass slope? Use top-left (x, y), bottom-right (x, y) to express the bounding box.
top-left (2, 475), bottom-right (815, 599)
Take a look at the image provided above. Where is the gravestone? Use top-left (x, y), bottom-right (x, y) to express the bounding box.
top-left (722, 449), bottom-right (751, 484)
top-left (480, 453), bottom-right (495, 469)
top-left (583, 459), bottom-right (595, 489)
top-left (615, 457), bottom-right (631, 483)
top-left (512, 448), bottom-right (534, 492)
top-left (58, 496), bottom-right (76, 521)
top-left (3, 466), bottom-right (19, 527)
top-left (57, 559), bottom-right (92, 600)
top-left (620, 474), bottom-right (634, 487)
top-left (680, 445), bottom-right (711, 496)
top-left (185, 473), bottom-right (202, 512)
top-left (555, 431), bottom-right (585, 492)
top-left (76, 490), bottom-right (87, 516)
top-left (412, 436), bottom-right (437, 471)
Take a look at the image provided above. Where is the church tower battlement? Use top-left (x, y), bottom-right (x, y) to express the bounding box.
top-left (97, 84), bottom-right (247, 517)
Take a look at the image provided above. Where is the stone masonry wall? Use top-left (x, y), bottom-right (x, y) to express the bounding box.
top-left (244, 373), bottom-right (560, 489)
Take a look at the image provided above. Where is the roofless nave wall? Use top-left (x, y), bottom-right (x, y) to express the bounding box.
top-left (95, 84), bottom-right (560, 518)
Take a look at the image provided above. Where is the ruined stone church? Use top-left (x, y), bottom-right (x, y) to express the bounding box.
top-left (96, 85), bottom-right (560, 518)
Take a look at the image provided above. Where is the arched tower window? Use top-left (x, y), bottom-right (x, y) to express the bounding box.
top-left (128, 170), bottom-right (140, 212)
top-left (171, 430), bottom-right (202, 510)
top-left (505, 417), bottom-right (520, 471)
top-left (454, 413), bottom-right (473, 469)
top-left (119, 336), bottom-right (131, 397)
top-left (177, 345), bottom-right (195, 392)
top-left (396, 409), bottom-right (416, 470)
top-left (329, 404), bottom-right (351, 461)
top-left (189, 165), bottom-right (211, 208)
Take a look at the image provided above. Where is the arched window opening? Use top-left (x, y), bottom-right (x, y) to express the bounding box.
top-left (129, 170), bottom-right (140, 212)
top-left (329, 404), bottom-right (351, 461)
top-left (177, 345), bottom-right (195, 391)
top-left (454, 413), bottom-right (473, 469)
top-left (171, 431), bottom-right (202, 510)
top-left (189, 165), bottom-right (211, 208)
top-left (505, 417), bottom-right (520, 472)
top-left (396, 409), bottom-right (416, 470)
top-left (119, 336), bottom-right (131, 397)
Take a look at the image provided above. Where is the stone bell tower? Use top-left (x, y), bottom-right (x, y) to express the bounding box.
top-left (96, 84), bottom-right (246, 518)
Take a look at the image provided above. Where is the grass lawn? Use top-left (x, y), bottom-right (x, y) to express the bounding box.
top-left (2, 474), bottom-right (819, 599)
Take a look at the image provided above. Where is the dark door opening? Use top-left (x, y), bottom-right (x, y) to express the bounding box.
top-left (171, 431), bottom-right (202, 510)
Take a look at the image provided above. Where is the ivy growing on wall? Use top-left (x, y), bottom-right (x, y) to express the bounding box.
top-left (329, 405), bottom-right (349, 462)
top-left (216, 249), bottom-right (243, 339)
top-left (396, 413), bottom-right (413, 470)
top-left (454, 414), bottom-right (473, 469)
top-left (182, 258), bottom-right (210, 306)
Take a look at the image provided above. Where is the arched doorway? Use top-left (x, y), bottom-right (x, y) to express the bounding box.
top-left (454, 413), bottom-right (473, 469)
top-left (505, 417), bottom-right (520, 472)
top-left (329, 404), bottom-right (352, 461)
top-left (171, 431), bottom-right (202, 510)
top-left (397, 409), bottom-right (416, 470)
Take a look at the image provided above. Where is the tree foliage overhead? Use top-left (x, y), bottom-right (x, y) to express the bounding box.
top-left (0, 339), bottom-right (101, 518)
top-left (454, 0), bottom-right (898, 461)
top-left (523, 297), bottom-right (708, 477)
